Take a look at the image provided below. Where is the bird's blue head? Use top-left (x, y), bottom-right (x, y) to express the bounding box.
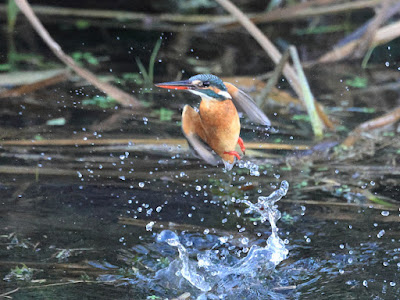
top-left (155, 74), bottom-right (231, 100)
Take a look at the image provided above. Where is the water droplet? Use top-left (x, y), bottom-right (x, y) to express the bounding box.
top-left (377, 229), bottom-right (385, 238)
top-left (139, 182), bottom-right (145, 188)
top-left (146, 221), bottom-right (155, 231)
top-left (157, 230), bottom-right (179, 246)
top-left (219, 236), bottom-right (229, 244)
top-left (381, 211), bottom-right (389, 217)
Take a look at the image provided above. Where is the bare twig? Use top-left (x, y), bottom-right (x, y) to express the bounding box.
top-left (0, 138), bottom-right (309, 150)
top-left (14, 0), bottom-right (142, 108)
top-left (0, 288), bottom-right (19, 299)
top-left (342, 106), bottom-right (400, 147)
top-left (319, 1), bottom-right (400, 63)
top-left (0, 72), bottom-right (69, 98)
top-left (199, 0), bottom-right (381, 30)
top-left (214, 0), bottom-right (300, 95)
top-left (257, 49), bottom-right (290, 109)
top-left (352, 0), bottom-right (393, 58)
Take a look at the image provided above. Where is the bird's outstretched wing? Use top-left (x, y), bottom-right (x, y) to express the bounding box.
top-left (184, 133), bottom-right (219, 166)
top-left (224, 82), bottom-right (271, 126)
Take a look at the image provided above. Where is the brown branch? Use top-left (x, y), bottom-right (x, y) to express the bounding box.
top-left (0, 72), bottom-right (69, 98)
top-left (14, 0), bottom-right (142, 108)
top-left (0, 288), bottom-right (20, 298)
top-left (319, 21), bottom-right (400, 63)
top-left (197, 0), bottom-right (381, 31)
top-left (342, 106), bottom-right (400, 147)
top-left (254, 0), bottom-right (380, 24)
top-left (319, 1), bottom-right (400, 63)
top-left (352, 0), bottom-right (393, 58)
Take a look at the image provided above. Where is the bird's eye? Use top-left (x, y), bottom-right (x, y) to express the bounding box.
top-left (202, 81), bottom-right (210, 87)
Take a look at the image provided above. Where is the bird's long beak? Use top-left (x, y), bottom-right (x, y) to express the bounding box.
top-left (155, 80), bottom-right (194, 90)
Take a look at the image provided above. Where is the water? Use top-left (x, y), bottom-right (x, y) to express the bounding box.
top-left (155, 181), bottom-right (289, 298)
top-left (1, 147), bottom-right (399, 299)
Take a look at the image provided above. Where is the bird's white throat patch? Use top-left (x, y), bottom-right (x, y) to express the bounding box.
top-left (217, 90), bottom-right (232, 99)
top-left (189, 89), bottom-right (232, 100)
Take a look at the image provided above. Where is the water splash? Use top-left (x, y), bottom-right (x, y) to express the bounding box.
top-left (155, 181), bottom-right (289, 296)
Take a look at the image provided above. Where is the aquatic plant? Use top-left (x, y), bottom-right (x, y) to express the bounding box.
top-left (135, 39), bottom-right (162, 92)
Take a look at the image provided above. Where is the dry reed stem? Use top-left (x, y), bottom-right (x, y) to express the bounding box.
top-left (0, 138), bottom-right (309, 150)
top-left (352, 0), bottom-right (393, 58)
top-left (319, 3), bottom-right (400, 62)
top-left (240, 0), bottom-right (381, 26)
top-left (14, 0), bottom-right (141, 108)
top-left (342, 107), bottom-right (400, 147)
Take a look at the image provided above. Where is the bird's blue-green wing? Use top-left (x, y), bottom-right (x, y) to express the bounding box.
top-left (224, 82), bottom-right (271, 126)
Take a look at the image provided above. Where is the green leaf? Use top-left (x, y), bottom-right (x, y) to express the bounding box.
top-left (0, 64), bottom-right (11, 71)
top-left (82, 96), bottom-right (117, 108)
top-left (158, 107), bottom-right (174, 121)
top-left (7, 0), bottom-right (19, 28)
top-left (46, 117), bottom-right (66, 126)
top-left (75, 19), bottom-right (91, 30)
top-left (292, 114), bottom-right (310, 122)
top-left (345, 76), bottom-right (368, 88)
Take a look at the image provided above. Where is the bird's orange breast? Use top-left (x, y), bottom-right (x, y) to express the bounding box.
top-left (199, 99), bottom-right (240, 161)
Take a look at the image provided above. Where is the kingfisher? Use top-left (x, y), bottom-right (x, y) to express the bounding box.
top-left (155, 74), bottom-right (270, 170)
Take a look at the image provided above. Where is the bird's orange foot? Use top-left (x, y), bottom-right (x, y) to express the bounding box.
top-left (238, 137), bottom-right (246, 155)
top-left (224, 151), bottom-right (241, 160)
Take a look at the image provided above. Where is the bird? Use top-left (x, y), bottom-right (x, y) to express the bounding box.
top-left (155, 74), bottom-right (270, 170)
